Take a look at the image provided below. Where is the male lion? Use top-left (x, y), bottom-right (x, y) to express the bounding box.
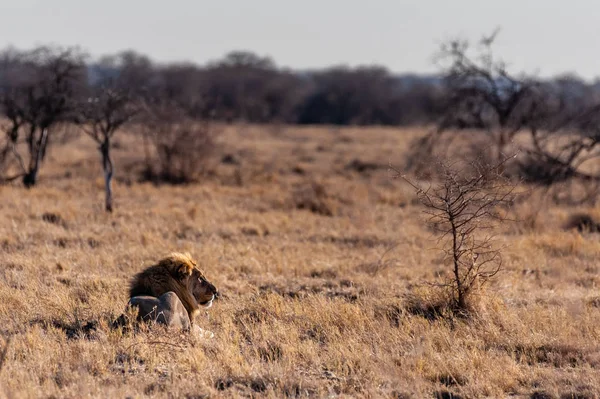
top-left (116, 252), bottom-right (218, 331)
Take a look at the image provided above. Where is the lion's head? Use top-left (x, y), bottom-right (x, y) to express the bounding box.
top-left (188, 268), bottom-right (219, 308)
top-left (160, 252), bottom-right (219, 308)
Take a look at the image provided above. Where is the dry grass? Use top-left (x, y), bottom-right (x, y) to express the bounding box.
top-left (0, 125), bottom-right (599, 398)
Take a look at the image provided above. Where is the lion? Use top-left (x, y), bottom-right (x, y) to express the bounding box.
top-left (115, 252), bottom-right (218, 331)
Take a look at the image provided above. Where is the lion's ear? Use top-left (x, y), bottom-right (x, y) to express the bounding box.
top-left (176, 263), bottom-right (193, 280)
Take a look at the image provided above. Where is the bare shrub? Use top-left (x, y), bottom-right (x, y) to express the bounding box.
top-left (517, 153), bottom-right (571, 186)
top-left (522, 127), bottom-right (600, 181)
top-left (355, 244), bottom-right (400, 277)
top-left (564, 213), bottom-right (600, 233)
top-left (292, 181), bottom-right (338, 216)
top-left (404, 129), bottom-right (502, 180)
top-left (140, 102), bottom-right (219, 184)
top-left (391, 155), bottom-right (517, 313)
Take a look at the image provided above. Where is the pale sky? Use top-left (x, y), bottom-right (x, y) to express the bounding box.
top-left (1, 0), bottom-right (598, 80)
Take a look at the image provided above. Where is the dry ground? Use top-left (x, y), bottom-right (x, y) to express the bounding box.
top-left (0, 125), bottom-right (599, 399)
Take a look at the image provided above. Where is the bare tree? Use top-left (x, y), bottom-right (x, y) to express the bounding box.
top-left (0, 48), bottom-right (30, 181)
top-left (391, 155), bottom-right (517, 312)
top-left (406, 30), bottom-right (539, 176)
top-left (401, 28), bottom-right (600, 207)
top-left (78, 79), bottom-right (139, 212)
top-left (0, 45), bottom-right (87, 187)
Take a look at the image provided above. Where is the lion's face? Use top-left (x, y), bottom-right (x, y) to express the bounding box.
top-left (162, 252), bottom-right (219, 309)
top-left (189, 269), bottom-right (219, 308)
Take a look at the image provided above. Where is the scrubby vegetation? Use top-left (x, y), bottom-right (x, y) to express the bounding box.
top-left (0, 126), bottom-right (600, 398)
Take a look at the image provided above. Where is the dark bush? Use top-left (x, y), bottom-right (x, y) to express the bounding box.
top-left (141, 102), bottom-right (219, 184)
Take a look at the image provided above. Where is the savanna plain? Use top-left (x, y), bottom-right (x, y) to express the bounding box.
top-left (1, 125), bottom-right (599, 399)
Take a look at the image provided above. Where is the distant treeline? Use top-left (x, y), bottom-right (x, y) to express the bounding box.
top-left (84, 50), bottom-right (600, 127)
top-left (2, 45), bottom-right (600, 130)
top-left (3, 42), bottom-right (600, 209)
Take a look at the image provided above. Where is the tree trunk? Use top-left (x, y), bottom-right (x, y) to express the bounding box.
top-left (100, 139), bottom-right (114, 212)
top-left (22, 170), bottom-right (37, 188)
top-left (449, 213), bottom-right (466, 310)
top-left (23, 128), bottom-right (48, 188)
top-left (496, 131), bottom-right (507, 174)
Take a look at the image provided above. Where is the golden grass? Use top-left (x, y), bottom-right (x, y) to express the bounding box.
top-left (0, 125), bottom-right (599, 398)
